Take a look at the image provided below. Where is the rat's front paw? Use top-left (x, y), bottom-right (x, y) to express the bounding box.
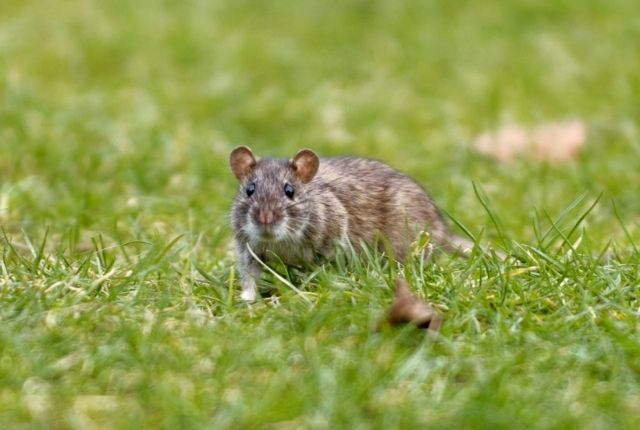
top-left (240, 288), bottom-right (257, 302)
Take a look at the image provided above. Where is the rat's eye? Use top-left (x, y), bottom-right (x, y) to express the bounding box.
top-left (245, 182), bottom-right (256, 197)
top-left (284, 183), bottom-right (295, 199)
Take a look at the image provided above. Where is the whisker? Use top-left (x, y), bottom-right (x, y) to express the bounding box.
top-left (285, 197), bottom-right (314, 210)
top-left (282, 222), bottom-right (309, 235)
top-left (285, 200), bottom-right (307, 210)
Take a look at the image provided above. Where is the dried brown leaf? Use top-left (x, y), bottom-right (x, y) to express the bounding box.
top-left (474, 120), bottom-right (587, 164)
top-left (377, 278), bottom-right (442, 333)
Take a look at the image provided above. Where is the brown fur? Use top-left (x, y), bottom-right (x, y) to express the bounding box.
top-left (229, 147), bottom-right (471, 301)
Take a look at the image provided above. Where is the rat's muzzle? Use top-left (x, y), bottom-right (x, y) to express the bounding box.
top-left (252, 208), bottom-right (282, 231)
top-left (257, 210), bottom-right (276, 226)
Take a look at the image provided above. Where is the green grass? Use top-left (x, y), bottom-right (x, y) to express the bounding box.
top-left (1, 0), bottom-right (640, 428)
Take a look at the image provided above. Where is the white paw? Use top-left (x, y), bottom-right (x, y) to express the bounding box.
top-left (240, 289), bottom-right (257, 302)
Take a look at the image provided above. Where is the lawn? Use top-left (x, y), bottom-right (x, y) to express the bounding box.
top-left (1, 0), bottom-right (639, 428)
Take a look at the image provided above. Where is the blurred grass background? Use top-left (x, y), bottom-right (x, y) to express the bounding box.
top-left (1, 0), bottom-right (639, 428)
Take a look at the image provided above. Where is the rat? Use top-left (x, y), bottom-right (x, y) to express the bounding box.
top-left (229, 146), bottom-right (476, 301)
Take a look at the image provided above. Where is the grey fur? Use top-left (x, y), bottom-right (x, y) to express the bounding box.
top-left (229, 147), bottom-right (473, 301)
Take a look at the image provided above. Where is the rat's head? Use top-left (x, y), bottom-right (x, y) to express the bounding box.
top-left (230, 146), bottom-right (319, 242)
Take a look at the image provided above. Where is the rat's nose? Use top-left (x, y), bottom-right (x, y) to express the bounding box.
top-left (257, 210), bottom-right (276, 226)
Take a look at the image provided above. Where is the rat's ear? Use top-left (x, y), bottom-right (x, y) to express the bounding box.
top-left (291, 149), bottom-right (319, 183)
top-left (229, 146), bottom-right (256, 180)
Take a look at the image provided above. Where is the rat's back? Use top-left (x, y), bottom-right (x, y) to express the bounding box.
top-left (311, 156), bottom-right (451, 260)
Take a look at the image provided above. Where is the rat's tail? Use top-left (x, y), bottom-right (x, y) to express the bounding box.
top-left (444, 235), bottom-right (507, 259)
